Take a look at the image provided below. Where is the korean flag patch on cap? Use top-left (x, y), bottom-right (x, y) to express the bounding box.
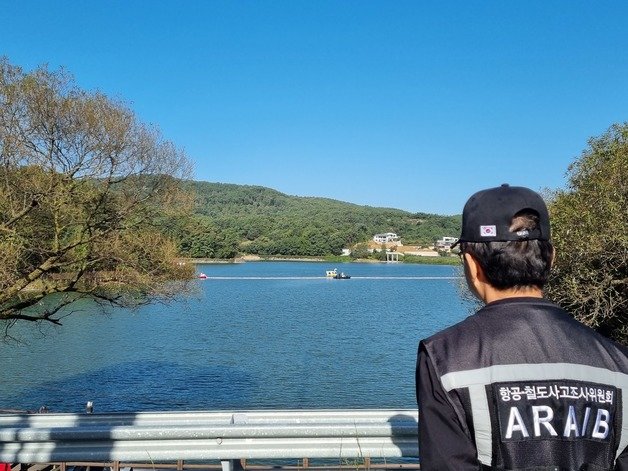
top-left (481, 225), bottom-right (497, 237)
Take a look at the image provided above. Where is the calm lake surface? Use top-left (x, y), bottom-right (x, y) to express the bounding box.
top-left (1, 262), bottom-right (473, 413)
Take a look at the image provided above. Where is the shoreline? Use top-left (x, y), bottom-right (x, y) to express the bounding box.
top-left (179, 254), bottom-right (460, 266)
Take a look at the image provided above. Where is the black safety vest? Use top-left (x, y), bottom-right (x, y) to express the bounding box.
top-left (420, 297), bottom-right (628, 470)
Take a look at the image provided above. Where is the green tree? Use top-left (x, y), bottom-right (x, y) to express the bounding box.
top-left (546, 123), bottom-right (628, 345)
top-left (350, 243), bottom-right (370, 259)
top-left (0, 59), bottom-right (194, 326)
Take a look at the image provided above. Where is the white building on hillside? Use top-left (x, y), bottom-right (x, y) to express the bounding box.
top-left (373, 232), bottom-right (400, 243)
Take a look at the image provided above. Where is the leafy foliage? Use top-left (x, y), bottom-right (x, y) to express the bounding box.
top-left (165, 181), bottom-right (461, 258)
top-left (0, 58), bottom-right (194, 325)
top-left (546, 123), bottom-right (628, 345)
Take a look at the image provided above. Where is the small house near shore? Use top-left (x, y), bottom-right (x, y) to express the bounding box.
top-left (434, 236), bottom-right (459, 252)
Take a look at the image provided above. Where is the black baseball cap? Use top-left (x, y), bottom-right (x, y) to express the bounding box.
top-left (452, 184), bottom-right (551, 247)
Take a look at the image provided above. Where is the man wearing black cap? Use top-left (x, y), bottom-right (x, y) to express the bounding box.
top-left (416, 184), bottom-right (628, 470)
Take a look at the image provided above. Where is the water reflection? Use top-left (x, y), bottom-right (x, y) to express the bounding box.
top-left (4, 361), bottom-right (256, 413)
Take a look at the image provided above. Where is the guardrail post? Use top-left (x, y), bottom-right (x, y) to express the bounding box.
top-left (219, 413), bottom-right (248, 471)
top-left (220, 460), bottom-right (243, 471)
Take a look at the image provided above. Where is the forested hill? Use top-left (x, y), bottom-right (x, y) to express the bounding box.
top-left (164, 181), bottom-right (461, 259)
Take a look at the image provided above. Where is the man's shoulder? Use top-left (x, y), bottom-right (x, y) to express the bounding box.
top-left (421, 315), bottom-right (477, 347)
top-left (419, 296), bottom-right (520, 348)
top-left (419, 313), bottom-right (484, 366)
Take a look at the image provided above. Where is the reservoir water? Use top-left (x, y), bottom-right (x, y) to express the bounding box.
top-left (0, 262), bottom-right (473, 413)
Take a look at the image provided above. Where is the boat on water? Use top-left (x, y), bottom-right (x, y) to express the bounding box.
top-left (325, 268), bottom-right (351, 279)
top-left (198, 272), bottom-right (208, 279)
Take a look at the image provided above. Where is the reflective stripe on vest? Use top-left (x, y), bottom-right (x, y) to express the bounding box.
top-left (440, 363), bottom-right (628, 466)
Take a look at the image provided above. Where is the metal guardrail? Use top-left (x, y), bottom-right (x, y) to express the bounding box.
top-left (0, 409), bottom-right (418, 467)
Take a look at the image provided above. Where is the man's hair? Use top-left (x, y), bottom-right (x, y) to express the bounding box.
top-left (460, 210), bottom-right (554, 290)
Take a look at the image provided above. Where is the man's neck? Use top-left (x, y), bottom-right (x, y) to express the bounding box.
top-left (483, 286), bottom-right (544, 304)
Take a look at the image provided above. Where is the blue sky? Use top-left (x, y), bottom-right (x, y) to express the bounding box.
top-left (2, 1), bottom-right (627, 214)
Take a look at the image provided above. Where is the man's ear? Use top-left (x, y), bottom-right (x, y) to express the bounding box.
top-left (463, 252), bottom-right (489, 302)
top-left (464, 252), bottom-right (487, 283)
